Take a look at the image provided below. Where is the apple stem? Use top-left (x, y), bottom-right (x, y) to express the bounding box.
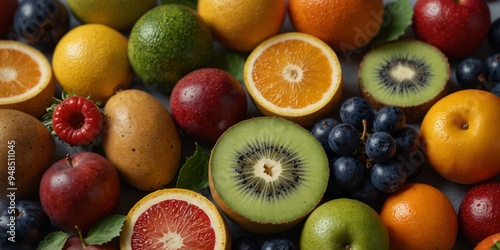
top-left (66, 154), bottom-right (74, 168)
top-left (75, 225), bottom-right (87, 248)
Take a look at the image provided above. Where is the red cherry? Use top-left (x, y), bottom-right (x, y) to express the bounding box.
top-left (51, 96), bottom-right (103, 146)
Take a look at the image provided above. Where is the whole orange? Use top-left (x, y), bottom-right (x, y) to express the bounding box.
top-left (197, 0), bottom-right (286, 52)
top-left (420, 89), bottom-right (500, 184)
top-left (380, 183), bottom-right (458, 250)
top-left (288, 0), bottom-right (384, 52)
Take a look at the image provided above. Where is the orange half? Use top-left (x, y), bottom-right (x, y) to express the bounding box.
top-left (243, 32), bottom-right (342, 127)
top-left (0, 41), bottom-right (55, 118)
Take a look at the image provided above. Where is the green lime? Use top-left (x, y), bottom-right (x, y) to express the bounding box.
top-left (128, 4), bottom-right (213, 92)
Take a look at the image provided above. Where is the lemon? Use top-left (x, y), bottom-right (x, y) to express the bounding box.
top-left (67, 0), bottom-right (157, 31)
top-left (128, 4), bottom-right (213, 92)
top-left (52, 24), bottom-right (133, 104)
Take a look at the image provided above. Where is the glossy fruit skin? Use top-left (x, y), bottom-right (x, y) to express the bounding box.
top-left (310, 117), bottom-right (340, 155)
top-left (458, 182), bottom-right (500, 246)
top-left (13, 0), bottom-right (70, 48)
top-left (393, 127), bottom-right (425, 179)
top-left (262, 238), bottom-right (297, 250)
top-left (455, 58), bottom-right (489, 89)
top-left (328, 123), bottom-right (360, 155)
top-left (373, 106), bottom-right (406, 136)
top-left (170, 68), bottom-right (247, 145)
top-left (491, 83), bottom-right (500, 97)
top-left (0, 199), bottom-right (51, 250)
top-left (39, 152), bottom-right (120, 234)
top-left (51, 96), bottom-right (103, 146)
top-left (365, 131), bottom-right (396, 163)
top-left (0, 0), bottom-right (18, 38)
top-left (339, 96), bottom-right (375, 132)
top-left (412, 0), bottom-right (491, 58)
top-left (63, 236), bottom-right (118, 250)
top-left (331, 155), bottom-right (365, 189)
top-left (485, 53), bottom-right (500, 83)
top-left (370, 160), bottom-right (406, 193)
top-left (300, 198), bottom-right (389, 250)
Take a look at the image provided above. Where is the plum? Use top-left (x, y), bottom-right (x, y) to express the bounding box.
top-left (170, 68), bottom-right (247, 144)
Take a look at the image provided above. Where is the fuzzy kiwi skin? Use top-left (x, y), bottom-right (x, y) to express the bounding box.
top-left (102, 89), bottom-right (181, 191)
top-left (358, 40), bottom-right (450, 122)
top-left (208, 117), bottom-right (328, 234)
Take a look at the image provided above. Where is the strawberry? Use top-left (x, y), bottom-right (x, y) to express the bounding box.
top-left (43, 92), bottom-right (103, 148)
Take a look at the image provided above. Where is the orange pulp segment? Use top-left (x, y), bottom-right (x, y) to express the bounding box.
top-left (244, 32), bottom-right (342, 127)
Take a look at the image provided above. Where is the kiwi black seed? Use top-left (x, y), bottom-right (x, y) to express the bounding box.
top-left (209, 116), bottom-right (329, 234)
top-left (358, 39), bottom-right (450, 122)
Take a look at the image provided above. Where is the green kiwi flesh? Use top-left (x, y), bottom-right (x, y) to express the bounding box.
top-left (209, 116), bottom-right (329, 233)
top-left (358, 40), bottom-right (449, 122)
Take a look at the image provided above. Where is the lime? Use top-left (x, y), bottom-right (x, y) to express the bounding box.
top-left (128, 4), bottom-right (213, 92)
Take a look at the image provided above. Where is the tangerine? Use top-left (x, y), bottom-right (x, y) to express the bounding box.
top-left (243, 32), bottom-right (343, 128)
top-left (420, 89), bottom-right (500, 184)
top-left (379, 183), bottom-right (458, 250)
top-left (288, 0), bottom-right (384, 52)
top-left (198, 0), bottom-right (286, 52)
top-left (0, 40), bottom-right (55, 118)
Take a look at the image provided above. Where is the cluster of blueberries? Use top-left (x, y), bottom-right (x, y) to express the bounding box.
top-left (455, 17), bottom-right (500, 96)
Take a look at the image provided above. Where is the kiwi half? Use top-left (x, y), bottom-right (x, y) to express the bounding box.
top-left (208, 116), bottom-right (329, 234)
top-left (358, 40), bottom-right (449, 122)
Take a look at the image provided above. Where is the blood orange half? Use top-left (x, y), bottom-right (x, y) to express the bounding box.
top-left (120, 188), bottom-right (230, 250)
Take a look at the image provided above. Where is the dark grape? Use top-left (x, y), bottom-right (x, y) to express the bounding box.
top-left (13, 0), bottom-right (70, 48)
top-left (310, 117), bottom-right (340, 155)
top-left (328, 123), bottom-right (360, 155)
top-left (261, 238), bottom-right (297, 250)
top-left (232, 236), bottom-right (260, 250)
top-left (365, 131), bottom-right (396, 163)
top-left (491, 83), bottom-right (500, 97)
top-left (373, 106), bottom-right (406, 135)
top-left (331, 155), bottom-right (365, 189)
top-left (394, 126), bottom-right (425, 179)
top-left (349, 176), bottom-right (382, 208)
top-left (339, 96), bottom-right (376, 131)
top-left (370, 160), bottom-right (407, 193)
top-left (485, 53), bottom-right (500, 83)
top-left (455, 57), bottom-right (489, 89)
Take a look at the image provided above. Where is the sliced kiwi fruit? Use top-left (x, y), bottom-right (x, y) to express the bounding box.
top-left (209, 116), bottom-right (329, 234)
top-left (358, 39), bottom-right (449, 122)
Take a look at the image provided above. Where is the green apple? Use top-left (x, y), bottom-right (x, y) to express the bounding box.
top-left (300, 198), bottom-right (389, 250)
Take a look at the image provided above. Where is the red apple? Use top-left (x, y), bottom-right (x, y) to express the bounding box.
top-left (0, 0), bottom-right (18, 38)
top-left (63, 236), bottom-right (118, 250)
top-left (170, 68), bottom-right (247, 144)
top-left (412, 0), bottom-right (491, 58)
top-left (39, 152), bottom-right (121, 234)
top-left (458, 181), bottom-right (500, 246)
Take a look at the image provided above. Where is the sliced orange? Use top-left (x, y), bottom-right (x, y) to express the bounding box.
top-left (243, 32), bottom-right (343, 127)
top-left (0, 40), bottom-right (55, 118)
top-left (120, 188), bottom-right (230, 250)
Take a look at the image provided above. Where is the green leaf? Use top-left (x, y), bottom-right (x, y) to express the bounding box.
top-left (176, 142), bottom-right (210, 191)
top-left (370, 0), bottom-right (413, 47)
top-left (84, 214), bottom-right (126, 245)
top-left (161, 0), bottom-right (198, 10)
top-left (37, 231), bottom-right (70, 250)
top-left (213, 52), bottom-right (246, 82)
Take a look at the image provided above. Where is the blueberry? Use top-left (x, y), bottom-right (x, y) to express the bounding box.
top-left (13, 0), bottom-right (70, 48)
top-left (370, 160), bottom-right (407, 193)
top-left (349, 176), bottom-right (382, 208)
top-left (0, 199), bottom-right (52, 250)
top-left (485, 53), bottom-right (500, 83)
top-left (455, 57), bottom-right (488, 89)
top-left (339, 96), bottom-right (376, 132)
top-left (373, 106), bottom-right (406, 135)
top-left (261, 238), bottom-right (297, 250)
top-left (232, 236), bottom-right (261, 250)
top-left (365, 131), bottom-right (396, 163)
top-left (393, 127), bottom-right (425, 179)
top-left (328, 123), bottom-right (360, 155)
top-left (331, 155), bottom-right (365, 189)
top-left (488, 17), bottom-right (500, 51)
top-left (310, 118), bottom-right (340, 155)
top-left (491, 83), bottom-right (500, 97)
